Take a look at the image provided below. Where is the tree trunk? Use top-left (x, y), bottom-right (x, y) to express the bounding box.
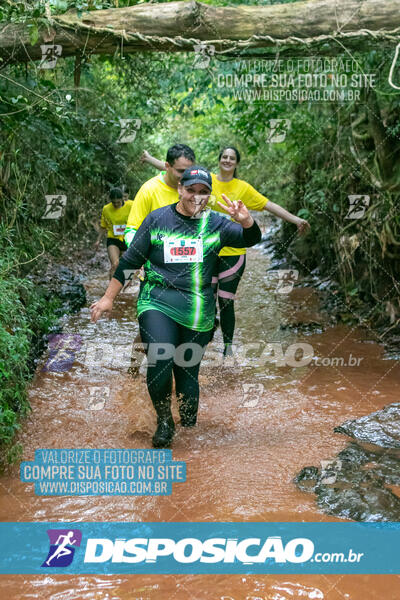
top-left (2, 0), bottom-right (400, 64)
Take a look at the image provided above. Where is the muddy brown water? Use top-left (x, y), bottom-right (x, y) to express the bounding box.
top-left (1, 248), bottom-right (399, 598)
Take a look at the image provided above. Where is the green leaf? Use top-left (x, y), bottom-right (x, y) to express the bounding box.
top-left (348, 287), bottom-right (358, 296)
top-left (40, 79), bottom-right (56, 89)
top-left (29, 24), bottom-right (39, 46)
top-left (297, 208), bottom-right (310, 219)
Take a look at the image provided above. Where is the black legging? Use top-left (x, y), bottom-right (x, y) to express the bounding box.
top-left (215, 255), bottom-right (246, 349)
top-left (138, 310), bottom-right (211, 424)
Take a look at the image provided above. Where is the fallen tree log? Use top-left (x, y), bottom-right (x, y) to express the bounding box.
top-left (2, 0), bottom-right (400, 65)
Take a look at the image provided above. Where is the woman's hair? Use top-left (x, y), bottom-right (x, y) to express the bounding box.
top-left (110, 187), bottom-right (123, 200)
top-left (218, 146), bottom-right (241, 177)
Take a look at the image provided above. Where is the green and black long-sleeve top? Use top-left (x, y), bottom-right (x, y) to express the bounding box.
top-left (114, 203), bottom-right (261, 332)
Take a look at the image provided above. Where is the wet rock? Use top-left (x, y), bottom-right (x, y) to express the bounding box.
top-left (55, 266), bottom-right (86, 313)
top-left (337, 443), bottom-right (400, 484)
top-left (295, 443), bottom-right (400, 521)
top-left (33, 265), bottom-right (86, 314)
top-left (294, 466), bottom-right (319, 492)
top-left (337, 442), bottom-right (371, 464)
top-left (383, 335), bottom-right (400, 360)
top-left (366, 457), bottom-right (400, 485)
top-left (295, 439), bottom-right (400, 521)
top-left (265, 259), bottom-right (292, 271)
top-left (295, 404), bottom-right (400, 521)
top-left (317, 278), bottom-right (333, 291)
top-left (334, 402), bottom-right (400, 449)
top-left (315, 470), bottom-right (400, 522)
top-left (279, 321), bottom-right (324, 334)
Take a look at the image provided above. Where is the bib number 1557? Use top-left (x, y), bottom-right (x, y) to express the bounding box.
top-left (164, 238), bottom-right (203, 263)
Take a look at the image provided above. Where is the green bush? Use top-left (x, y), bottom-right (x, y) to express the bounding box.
top-left (0, 271), bottom-right (60, 462)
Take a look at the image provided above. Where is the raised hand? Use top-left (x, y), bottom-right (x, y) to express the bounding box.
top-left (140, 150), bottom-right (151, 163)
top-left (217, 193), bottom-right (254, 227)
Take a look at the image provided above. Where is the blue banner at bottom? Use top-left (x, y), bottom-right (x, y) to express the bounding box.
top-left (0, 522), bottom-right (399, 574)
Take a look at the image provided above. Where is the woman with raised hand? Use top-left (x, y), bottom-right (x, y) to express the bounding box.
top-left (90, 166), bottom-right (262, 449)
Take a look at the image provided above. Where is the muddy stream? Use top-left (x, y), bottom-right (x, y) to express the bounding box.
top-left (1, 246), bottom-right (399, 599)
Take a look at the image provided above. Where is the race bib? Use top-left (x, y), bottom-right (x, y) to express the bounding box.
top-left (163, 238), bottom-right (203, 263)
top-left (113, 224), bottom-right (126, 236)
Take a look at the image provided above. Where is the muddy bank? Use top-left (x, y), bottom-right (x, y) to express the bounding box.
top-left (32, 265), bottom-right (86, 315)
top-left (295, 403), bottom-right (400, 521)
top-left (25, 242), bottom-right (112, 366)
top-left (261, 229), bottom-right (400, 353)
top-left (0, 255), bottom-right (88, 465)
top-left (26, 265), bottom-right (87, 371)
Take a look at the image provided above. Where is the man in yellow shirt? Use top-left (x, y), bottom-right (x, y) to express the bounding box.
top-left (94, 188), bottom-right (134, 279)
top-left (124, 144), bottom-right (195, 247)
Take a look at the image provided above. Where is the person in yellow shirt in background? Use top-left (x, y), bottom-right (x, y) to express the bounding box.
top-left (124, 144), bottom-right (196, 248)
top-left (122, 145), bottom-right (196, 371)
top-left (94, 187), bottom-right (134, 279)
top-left (142, 145), bottom-right (310, 356)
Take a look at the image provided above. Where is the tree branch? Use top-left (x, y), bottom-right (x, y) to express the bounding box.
top-left (1, 0), bottom-right (400, 64)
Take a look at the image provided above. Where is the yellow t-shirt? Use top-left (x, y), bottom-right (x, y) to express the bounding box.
top-left (100, 200), bottom-right (133, 241)
top-left (208, 174), bottom-right (268, 256)
top-left (125, 174), bottom-right (178, 246)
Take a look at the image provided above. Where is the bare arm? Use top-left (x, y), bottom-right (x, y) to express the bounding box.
top-left (93, 226), bottom-right (107, 250)
top-left (91, 216), bottom-right (152, 322)
top-left (141, 150), bottom-right (165, 171)
top-left (264, 200), bottom-right (310, 235)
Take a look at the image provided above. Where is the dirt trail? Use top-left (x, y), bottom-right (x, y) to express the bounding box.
top-left (1, 247), bottom-right (399, 599)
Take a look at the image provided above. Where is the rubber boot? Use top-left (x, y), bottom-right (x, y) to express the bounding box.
top-left (178, 397), bottom-right (198, 428)
top-left (223, 343), bottom-right (233, 357)
top-left (151, 396), bottom-right (175, 448)
top-left (152, 416), bottom-right (175, 448)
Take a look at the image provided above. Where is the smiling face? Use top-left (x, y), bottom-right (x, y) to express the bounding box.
top-left (177, 182), bottom-right (211, 217)
top-left (219, 148), bottom-right (238, 175)
top-left (111, 198), bottom-right (124, 209)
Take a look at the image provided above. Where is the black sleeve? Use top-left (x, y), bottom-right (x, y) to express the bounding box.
top-left (113, 215), bottom-right (152, 285)
top-left (219, 217), bottom-right (262, 249)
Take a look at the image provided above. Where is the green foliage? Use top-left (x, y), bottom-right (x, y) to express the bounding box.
top-left (143, 48), bottom-right (400, 332)
top-left (0, 35), bottom-right (182, 456)
top-left (0, 264), bottom-right (60, 459)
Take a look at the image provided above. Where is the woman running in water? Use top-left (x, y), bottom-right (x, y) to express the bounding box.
top-left (90, 166), bottom-right (262, 448)
top-left (141, 147), bottom-right (310, 355)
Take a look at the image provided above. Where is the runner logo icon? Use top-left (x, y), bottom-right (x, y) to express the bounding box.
top-left (41, 529), bottom-right (82, 567)
top-left (42, 334), bottom-right (82, 373)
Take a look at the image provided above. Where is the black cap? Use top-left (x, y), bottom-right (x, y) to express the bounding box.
top-left (180, 165), bottom-right (212, 190)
